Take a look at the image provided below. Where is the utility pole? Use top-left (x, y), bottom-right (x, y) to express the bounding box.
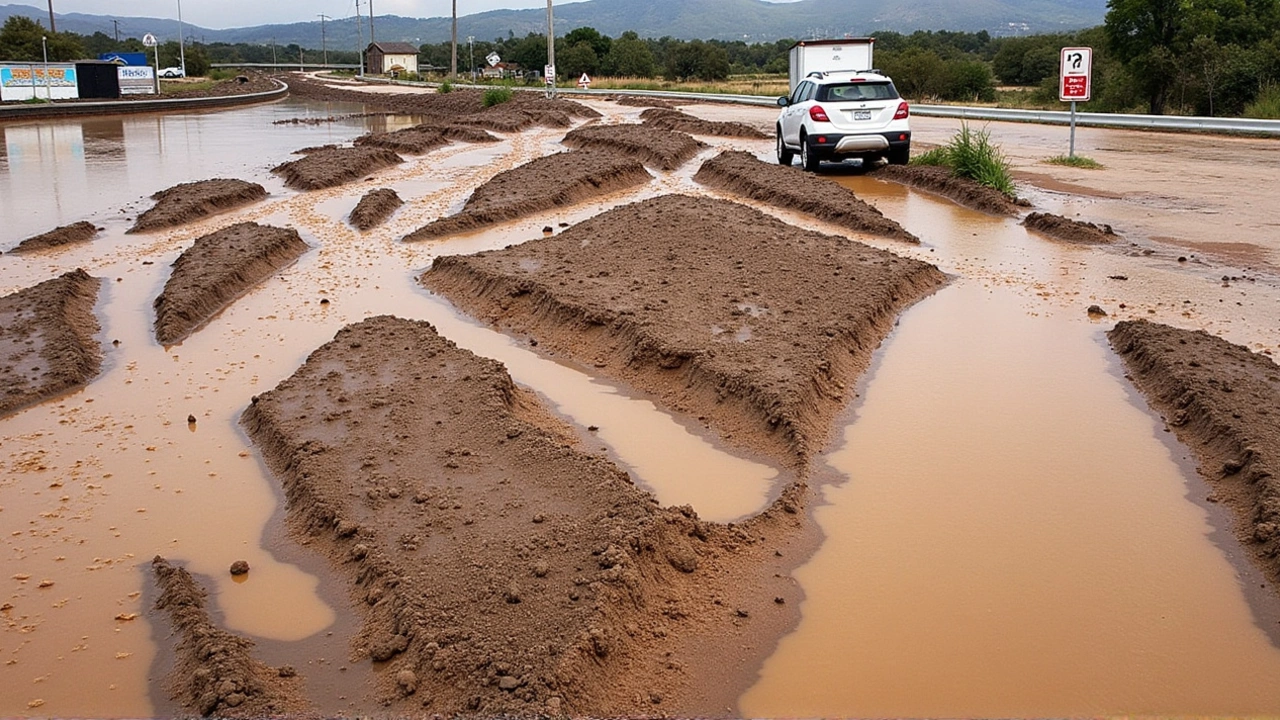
top-left (355, 1), bottom-right (364, 76)
top-left (546, 0), bottom-right (555, 98)
top-left (176, 0), bottom-right (186, 77)
top-left (113, 19), bottom-right (120, 43)
top-left (468, 35), bottom-right (474, 81)
top-left (368, 0), bottom-right (375, 45)
top-left (450, 0), bottom-right (457, 79)
top-left (271, 38), bottom-right (276, 66)
top-left (318, 14), bottom-right (329, 66)
top-left (46, 0), bottom-right (55, 32)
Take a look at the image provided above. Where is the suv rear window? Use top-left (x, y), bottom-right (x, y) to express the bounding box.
top-left (818, 82), bottom-right (899, 102)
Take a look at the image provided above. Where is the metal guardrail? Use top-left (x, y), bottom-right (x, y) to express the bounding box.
top-left (213, 63), bottom-right (361, 70)
top-left (0, 79), bottom-right (289, 121)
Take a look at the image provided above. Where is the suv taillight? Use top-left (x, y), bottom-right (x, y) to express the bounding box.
top-left (894, 101), bottom-right (909, 120)
top-left (809, 105), bottom-right (830, 122)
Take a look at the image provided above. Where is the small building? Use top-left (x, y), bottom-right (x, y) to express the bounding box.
top-left (482, 62), bottom-right (520, 80)
top-left (365, 42), bottom-right (420, 76)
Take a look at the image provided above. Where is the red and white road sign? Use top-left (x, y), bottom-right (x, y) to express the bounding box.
top-left (577, 73), bottom-right (591, 88)
top-left (1059, 46), bottom-right (1093, 102)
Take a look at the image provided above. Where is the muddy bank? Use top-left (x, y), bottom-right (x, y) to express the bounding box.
top-left (424, 194), bottom-right (946, 465)
top-left (128, 179), bottom-right (268, 234)
top-left (7, 221), bottom-right (99, 254)
top-left (273, 146), bottom-right (403, 191)
top-left (640, 108), bottom-right (768, 139)
top-left (870, 165), bottom-right (1022, 216)
top-left (1109, 320), bottom-right (1280, 587)
top-left (151, 557), bottom-right (309, 717)
top-left (153, 222), bottom-right (308, 345)
top-left (1023, 211), bottom-right (1118, 244)
top-left (561, 123), bottom-right (704, 171)
top-left (613, 96), bottom-right (680, 109)
top-left (241, 316), bottom-right (805, 716)
top-left (354, 126), bottom-right (449, 155)
top-left (349, 188), bottom-right (403, 231)
top-left (695, 151), bottom-right (918, 242)
top-left (0, 269), bottom-right (102, 417)
top-left (403, 151), bottom-right (651, 241)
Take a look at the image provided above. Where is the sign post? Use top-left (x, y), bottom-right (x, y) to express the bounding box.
top-left (1059, 46), bottom-right (1092, 158)
top-left (143, 33), bottom-right (159, 94)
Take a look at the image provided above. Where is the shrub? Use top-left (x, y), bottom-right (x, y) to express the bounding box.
top-left (910, 123), bottom-right (1016, 197)
top-left (209, 68), bottom-right (236, 81)
top-left (438, 79), bottom-right (453, 93)
top-left (1244, 82), bottom-right (1280, 119)
top-left (482, 87), bottom-right (513, 107)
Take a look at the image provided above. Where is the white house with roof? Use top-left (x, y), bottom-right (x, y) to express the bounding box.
top-left (365, 42), bottom-right (420, 75)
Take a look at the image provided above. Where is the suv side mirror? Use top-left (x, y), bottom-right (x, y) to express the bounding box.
top-left (777, 96), bottom-right (790, 107)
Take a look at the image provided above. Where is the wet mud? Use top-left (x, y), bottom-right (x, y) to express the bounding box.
top-left (273, 146), bottom-right (404, 191)
top-left (403, 151), bottom-right (651, 241)
top-left (240, 316), bottom-right (805, 716)
top-left (349, 188), bottom-right (403, 231)
top-left (128, 179), bottom-right (268, 234)
top-left (152, 222), bottom-right (308, 345)
top-left (1110, 319), bottom-right (1280, 588)
top-left (561, 123), bottom-right (705, 171)
top-left (151, 557), bottom-right (310, 717)
top-left (7, 221), bottom-right (100, 254)
top-left (640, 108), bottom-right (769, 139)
top-left (1023, 211), bottom-right (1118, 244)
top-left (424, 194), bottom-right (947, 466)
top-left (353, 126), bottom-right (450, 155)
top-left (694, 150), bottom-right (918, 242)
top-left (870, 164), bottom-right (1022, 215)
top-left (612, 96), bottom-right (680, 109)
top-left (0, 269), bottom-right (102, 417)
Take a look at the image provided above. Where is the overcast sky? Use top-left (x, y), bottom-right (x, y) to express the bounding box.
top-left (37, 0), bottom-right (799, 30)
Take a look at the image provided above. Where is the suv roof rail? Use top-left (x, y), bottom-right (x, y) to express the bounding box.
top-left (808, 69), bottom-right (886, 80)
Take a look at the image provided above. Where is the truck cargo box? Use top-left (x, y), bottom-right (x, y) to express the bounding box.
top-left (788, 39), bottom-right (875, 91)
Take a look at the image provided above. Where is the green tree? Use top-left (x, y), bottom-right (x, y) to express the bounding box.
top-left (1105, 0), bottom-right (1187, 113)
top-left (602, 31), bottom-right (656, 77)
top-left (663, 40), bottom-right (729, 82)
top-left (0, 15), bottom-right (84, 62)
top-left (557, 41), bottom-right (598, 78)
top-left (563, 26), bottom-right (610, 59)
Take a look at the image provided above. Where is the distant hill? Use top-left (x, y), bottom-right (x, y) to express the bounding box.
top-left (0, 0), bottom-right (1106, 49)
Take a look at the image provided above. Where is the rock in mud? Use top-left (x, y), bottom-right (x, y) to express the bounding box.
top-left (0, 269), bottom-right (103, 418)
top-left (694, 150), bottom-right (918, 242)
top-left (8, 221), bottom-right (100, 254)
top-left (153, 222), bottom-right (308, 345)
top-left (229, 560), bottom-right (249, 575)
top-left (1023, 211), bottom-right (1118, 244)
top-left (272, 146), bottom-right (403, 191)
top-left (639, 108), bottom-right (768, 139)
top-left (349, 188), bottom-right (404, 231)
top-left (128, 179), bottom-right (268, 233)
top-left (870, 164), bottom-right (1021, 215)
top-left (561, 123), bottom-right (705, 171)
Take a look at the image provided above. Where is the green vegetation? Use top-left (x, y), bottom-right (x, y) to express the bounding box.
top-left (909, 147), bottom-right (951, 166)
top-left (208, 68), bottom-right (238, 81)
top-left (1045, 155), bottom-right (1104, 169)
top-left (481, 87), bottom-right (513, 107)
top-left (912, 124), bottom-right (1016, 197)
top-left (1245, 82), bottom-right (1280, 119)
top-left (438, 79), bottom-right (454, 94)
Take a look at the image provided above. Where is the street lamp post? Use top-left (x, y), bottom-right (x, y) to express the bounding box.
top-left (41, 35), bottom-right (50, 100)
top-left (176, 0), bottom-right (186, 77)
top-left (46, 0), bottom-right (55, 32)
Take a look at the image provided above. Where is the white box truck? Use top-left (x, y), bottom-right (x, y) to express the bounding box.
top-left (788, 39), bottom-right (875, 91)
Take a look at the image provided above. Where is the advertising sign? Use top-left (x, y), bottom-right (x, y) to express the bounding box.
top-left (118, 65), bottom-right (157, 95)
top-left (1059, 46), bottom-right (1093, 102)
top-left (100, 52), bottom-right (149, 67)
top-left (0, 64), bottom-right (80, 101)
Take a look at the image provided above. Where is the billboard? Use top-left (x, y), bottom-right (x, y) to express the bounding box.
top-left (118, 65), bottom-right (156, 95)
top-left (99, 52), bottom-right (149, 67)
top-left (0, 64), bottom-right (80, 101)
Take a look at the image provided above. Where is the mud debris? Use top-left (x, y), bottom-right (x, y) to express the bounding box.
top-left (272, 146), bottom-right (403, 191)
top-left (349, 188), bottom-right (404, 231)
top-left (870, 164), bottom-right (1022, 216)
top-left (0, 269), bottom-right (103, 418)
top-left (424, 194), bottom-right (946, 464)
top-left (403, 151), bottom-right (651, 241)
top-left (694, 150), bottom-right (919, 242)
top-left (561, 124), bottom-right (705, 171)
top-left (354, 126), bottom-right (450, 155)
top-left (153, 222), bottom-right (308, 345)
top-left (7, 221), bottom-right (100, 254)
top-left (640, 108), bottom-right (769, 139)
top-left (613, 96), bottom-right (681, 109)
top-left (1023, 211), bottom-right (1118, 244)
top-left (128, 179), bottom-right (268, 234)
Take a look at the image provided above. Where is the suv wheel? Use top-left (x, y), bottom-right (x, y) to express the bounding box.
top-left (800, 135), bottom-right (821, 172)
top-left (776, 128), bottom-right (794, 166)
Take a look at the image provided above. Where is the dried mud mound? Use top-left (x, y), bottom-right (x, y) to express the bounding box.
top-left (1023, 211), bottom-right (1118, 244)
top-left (425, 194), bottom-right (946, 464)
top-left (1109, 320), bottom-right (1280, 587)
top-left (404, 151), bottom-right (651, 241)
top-left (871, 164), bottom-right (1021, 216)
top-left (640, 108), bottom-right (768, 139)
top-left (349, 188), bottom-right (404, 231)
top-left (151, 557), bottom-right (309, 717)
top-left (0, 269), bottom-right (102, 418)
top-left (8, 221), bottom-right (99, 253)
top-left (562, 123), bottom-right (705, 171)
top-left (128, 179), bottom-right (268, 233)
top-left (272, 146), bottom-right (403, 191)
top-left (241, 316), bottom-right (803, 716)
top-left (153, 222), bottom-right (308, 345)
top-left (695, 150), bottom-right (918, 242)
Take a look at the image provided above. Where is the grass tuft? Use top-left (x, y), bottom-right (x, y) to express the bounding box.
top-left (909, 123), bottom-right (1016, 197)
top-left (909, 147), bottom-right (950, 166)
top-left (482, 87), bottom-right (513, 107)
top-left (438, 79), bottom-right (454, 94)
top-left (1045, 154), bottom-right (1103, 169)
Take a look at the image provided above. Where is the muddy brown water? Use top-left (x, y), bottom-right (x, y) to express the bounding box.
top-left (3, 98), bottom-right (1280, 716)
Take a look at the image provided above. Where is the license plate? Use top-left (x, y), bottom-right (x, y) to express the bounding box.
top-left (854, 110), bottom-right (873, 120)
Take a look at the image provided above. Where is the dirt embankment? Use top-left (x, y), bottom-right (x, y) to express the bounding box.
top-left (272, 146), bottom-right (403, 191)
top-left (151, 557), bottom-right (309, 717)
top-left (153, 222), bottom-right (308, 345)
top-left (354, 126), bottom-right (450, 155)
top-left (1109, 320), bottom-right (1280, 587)
top-left (424, 194), bottom-right (947, 466)
top-left (1023, 211), bottom-right (1118, 244)
top-left (613, 96), bottom-right (680, 109)
top-left (7, 221), bottom-right (100, 253)
top-left (870, 164), bottom-right (1023, 216)
top-left (561, 124), bottom-right (705, 171)
top-left (640, 108), bottom-right (769, 139)
top-left (241, 316), bottom-right (805, 716)
top-left (403, 151), bottom-right (651, 242)
top-left (128, 179), bottom-right (268, 234)
top-left (349, 188), bottom-right (404, 231)
top-left (695, 150), bottom-right (919, 243)
top-left (0, 269), bottom-right (102, 418)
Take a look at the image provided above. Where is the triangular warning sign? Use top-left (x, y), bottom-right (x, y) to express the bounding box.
top-left (578, 73), bottom-right (591, 87)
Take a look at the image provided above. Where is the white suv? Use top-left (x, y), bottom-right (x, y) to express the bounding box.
top-left (776, 71), bottom-right (911, 171)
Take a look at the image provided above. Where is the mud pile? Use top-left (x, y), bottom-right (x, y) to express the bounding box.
top-left (640, 108), bottom-right (768, 139)
top-left (695, 150), bottom-right (919, 242)
top-left (241, 316), bottom-right (804, 715)
top-left (272, 146), bottom-right (403, 191)
top-left (128, 179), bottom-right (268, 233)
top-left (1023, 211), bottom-right (1118, 244)
top-left (871, 165), bottom-right (1022, 215)
top-left (7, 221), bottom-right (99, 253)
top-left (1109, 320), bottom-right (1280, 586)
top-left (424, 194), bottom-right (946, 464)
top-left (403, 151), bottom-right (651, 241)
top-left (354, 126), bottom-right (450, 155)
top-left (0, 269), bottom-right (102, 417)
top-left (153, 222), bottom-right (308, 345)
top-left (613, 96), bottom-right (680, 109)
top-left (562, 124), bottom-right (705, 171)
top-left (349, 188), bottom-right (403, 230)
top-left (151, 557), bottom-right (309, 717)
top-left (418, 122), bottom-right (500, 144)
